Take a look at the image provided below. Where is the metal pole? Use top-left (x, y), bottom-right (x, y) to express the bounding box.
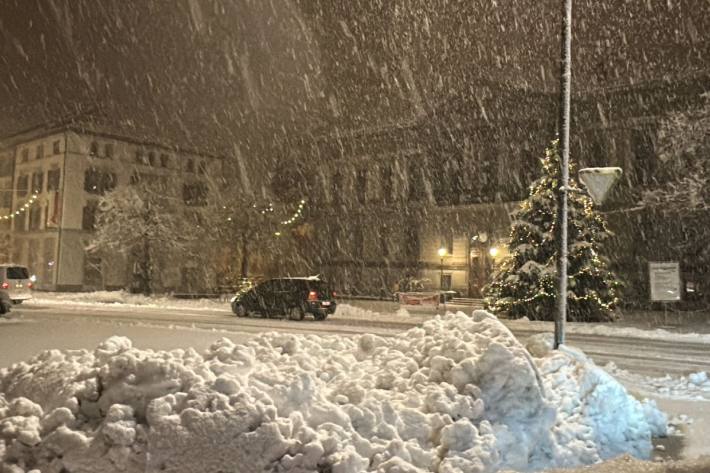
top-left (555, 0), bottom-right (573, 349)
top-left (440, 257), bottom-right (446, 313)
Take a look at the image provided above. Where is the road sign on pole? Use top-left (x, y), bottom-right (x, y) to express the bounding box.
top-left (578, 167), bottom-right (623, 205)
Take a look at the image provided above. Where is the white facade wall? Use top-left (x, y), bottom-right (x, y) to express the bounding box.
top-left (5, 128), bottom-right (223, 292)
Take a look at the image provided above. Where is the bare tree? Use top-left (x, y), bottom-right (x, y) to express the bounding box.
top-left (200, 179), bottom-right (307, 285)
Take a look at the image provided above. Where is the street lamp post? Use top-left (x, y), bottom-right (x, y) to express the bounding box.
top-left (438, 247), bottom-right (447, 313)
top-left (555, 0), bottom-right (574, 350)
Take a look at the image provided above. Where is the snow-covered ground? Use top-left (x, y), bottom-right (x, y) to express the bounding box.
top-left (5, 292), bottom-right (710, 472)
top-left (28, 290), bottom-right (228, 312)
top-left (1, 311), bottom-right (668, 472)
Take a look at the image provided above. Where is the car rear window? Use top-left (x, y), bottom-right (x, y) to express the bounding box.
top-left (7, 267), bottom-right (29, 279)
top-left (306, 281), bottom-right (329, 292)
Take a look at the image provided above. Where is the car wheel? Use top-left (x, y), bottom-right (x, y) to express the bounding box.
top-left (232, 302), bottom-right (247, 317)
top-left (287, 306), bottom-right (305, 321)
top-left (314, 313), bottom-right (327, 321)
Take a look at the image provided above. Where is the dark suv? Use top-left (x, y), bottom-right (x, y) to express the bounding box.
top-left (230, 277), bottom-right (337, 320)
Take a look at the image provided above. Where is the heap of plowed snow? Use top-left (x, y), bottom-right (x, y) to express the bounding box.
top-left (0, 311), bottom-right (666, 473)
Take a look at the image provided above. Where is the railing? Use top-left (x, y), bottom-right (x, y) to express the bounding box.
top-left (449, 298), bottom-right (485, 308)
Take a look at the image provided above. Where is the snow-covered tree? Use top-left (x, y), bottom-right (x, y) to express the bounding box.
top-left (484, 140), bottom-right (621, 322)
top-left (642, 92), bottom-right (710, 211)
top-left (90, 184), bottom-right (194, 295)
top-left (639, 92), bottom-right (710, 302)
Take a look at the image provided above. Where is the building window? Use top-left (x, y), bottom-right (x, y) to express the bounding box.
top-left (0, 191), bottom-right (11, 208)
top-left (356, 169), bottom-right (367, 204)
top-left (408, 161), bottom-right (425, 201)
top-left (53, 140), bottom-right (61, 155)
top-left (16, 175), bottom-right (29, 197)
top-left (182, 182), bottom-right (208, 206)
top-left (31, 171), bottom-right (44, 193)
top-left (353, 227), bottom-right (364, 259)
top-left (0, 155), bottom-right (13, 177)
top-left (82, 201), bottom-right (98, 231)
top-left (632, 129), bottom-right (655, 185)
top-left (381, 165), bottom-right (393, 204)
top-left (331, 172), bottom-right (343, 206)
top-left (135, 150), bottom-right (152, 166)
top-left (36, 144), bottom-right (44, 160)
top-left (105, 143), bottom-right (114, 158)
top-left (148, 151), bottom-right (156, 167)
top-left (14, 211), bottom-right (26, 232)
top-left (186, 159), bottom-right (195, 173)
top-left (29, 205), bottom-right (42, 231)
top-left (84, 168), bottom-right (116, 195)
top-left (380, 227), bottom-right (390, 258)
top-left (198, 160), bottom-right (207, 175)
top-left (89, 141), bottom-right (99, 157)
top-left (47, 169), bottom-right (61, 191)
top-left (440, 274), bottom-right (452, 290)
top-left (441, 233), bottom-right (454, 255)
top-left (21, 149), bottom-right (29, 162)
top-left (160, 153), bottom-right (170, 168)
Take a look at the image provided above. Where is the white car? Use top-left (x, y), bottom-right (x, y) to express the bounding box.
top-left (0, 264), bottom-right (34, 304)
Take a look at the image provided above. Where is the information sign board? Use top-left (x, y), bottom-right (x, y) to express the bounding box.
top-left (649, 262), bottom-right (681, 302)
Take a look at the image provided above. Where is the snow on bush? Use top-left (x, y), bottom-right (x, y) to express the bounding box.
top-left (0, 311), bottom-right (665, 473)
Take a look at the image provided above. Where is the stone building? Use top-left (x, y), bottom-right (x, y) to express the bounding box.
top-left (287, 74), bottom-right (709, 301)
top-left (0, 124), bottom-right (223, 291)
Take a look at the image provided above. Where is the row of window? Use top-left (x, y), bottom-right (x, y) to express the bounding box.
top-left (81, 181), bottom-right (208, 231)
top-left (19, 140), bottom-right (62, 162)
top-left (89, 141), bottom-right (114, 159)
top-left (330, 157), bottom-right (518, 208)
top-left (91, 141), bottom-right (210, 175)
top-left (13, 204), bottom-right (56, 232)
top-left (84, 169), bottom-right (117, 195)
top-left (16, 169), bottom-right (62, 196)
top-left (10, 237), bottom-right (56, 284)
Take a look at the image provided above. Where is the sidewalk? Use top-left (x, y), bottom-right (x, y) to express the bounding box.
top-left (342, 298), bottom-right (710, 335)
top-left (618, 309), bottom-right (710, 334)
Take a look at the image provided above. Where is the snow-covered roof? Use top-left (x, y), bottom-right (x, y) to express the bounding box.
top-left (276, 275), bottom-right (322, 281)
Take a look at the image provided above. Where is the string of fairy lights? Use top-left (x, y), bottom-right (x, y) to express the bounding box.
top-left (0, 193), bottom-right (39, 220)
top-left (225, 198), bottom-right (307, 237)
top-left (281, 199), bottom-right (306, 226)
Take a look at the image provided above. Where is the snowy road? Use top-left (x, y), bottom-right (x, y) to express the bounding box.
top-left (5, 302), bottom-right (709, 378)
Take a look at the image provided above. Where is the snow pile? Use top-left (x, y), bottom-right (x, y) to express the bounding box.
top-left (29, 290), bottom-right (227, 311)
top-left (0, 311), bottom-right (666, 473)
top-left (604, 363), bottom-right (710, 400)
top-left (335, 303), bottom-right (418, 322)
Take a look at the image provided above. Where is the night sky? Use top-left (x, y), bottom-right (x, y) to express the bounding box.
top-left (1, 0), bottom-right (707, 158)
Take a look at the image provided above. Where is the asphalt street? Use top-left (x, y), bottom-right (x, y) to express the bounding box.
top-left (3, 302), bottom-right (708, 378)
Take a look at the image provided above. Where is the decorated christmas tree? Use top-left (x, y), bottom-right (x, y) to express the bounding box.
top-left (484, 140), bottom-right (621, 322)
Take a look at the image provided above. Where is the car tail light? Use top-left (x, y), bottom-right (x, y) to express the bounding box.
top-left (27, 282), bottom-right (33, 289)
top-left (1, 282), bottom-right (8, 289)
top-left (307, 291), bottom-right (318, 301)
top-left (332, 291), bottom-right (337, 298)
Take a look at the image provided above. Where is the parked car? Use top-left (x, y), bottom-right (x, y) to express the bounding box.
top-left (0, 264), bottom-right (33, 304)
top-left (230, 276), bottom-right (337, 320)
